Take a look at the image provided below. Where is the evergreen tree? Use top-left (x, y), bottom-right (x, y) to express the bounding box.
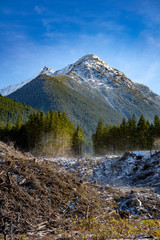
top-left (119, 117), bottom-right (127, 151)
top-left (146, 120), bottom-right (153, 150)
top-left (127, 114), bottom-right (137, 150)
top-left (136, 115), bottom-right (148, 149)
top-left (109, 124), bottom-right (120, 153)
top-left (153, 115), bottom-right (160, 138)
top-left (16, 114), bottom-right (22, 130)
top-left (6, 121), bottom-right (13, 131)
top-left (72, 126), bottom-right (84, 156)
top-left (0, 120), bottom-right (4, 130)
top-left (92, 119), bottom-right (105, 154)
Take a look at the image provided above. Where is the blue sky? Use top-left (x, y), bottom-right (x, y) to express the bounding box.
top-left (1, 0), bottom-right (160, 94)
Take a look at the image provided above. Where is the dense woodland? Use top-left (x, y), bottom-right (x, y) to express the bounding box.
top-left (0, 94), bottom-right (36, 124)
top-left (92, 114), bottom-right (160, 155)
top-left (0, 111), bottom-right (84, 156)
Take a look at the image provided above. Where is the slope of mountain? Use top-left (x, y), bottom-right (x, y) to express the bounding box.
top-left (0, 94), bottom-right (36, 124)
top-left (3, 53), bottom-right (160, 133)
top-left (7, 74), bottom-right (123, 135)
top-left (0, 66), bottom-right (54, 96)
top-left (135, 82), bottom-right (160, 108)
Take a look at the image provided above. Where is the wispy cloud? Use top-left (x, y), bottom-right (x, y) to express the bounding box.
top-left (34, 5), bottom-right (46, 15)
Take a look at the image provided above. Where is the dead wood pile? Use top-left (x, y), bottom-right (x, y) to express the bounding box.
top-left (0, 141), bottom-right (104, 238)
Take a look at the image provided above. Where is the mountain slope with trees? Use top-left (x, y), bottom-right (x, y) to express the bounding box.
top-left (0, 94), bottom-right (36, 126)
top-left (8, 74), bottom-right (123, 135)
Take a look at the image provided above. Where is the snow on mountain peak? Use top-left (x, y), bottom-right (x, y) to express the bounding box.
top-left (40, 66), bottom-right (54, 76)
top-left (76, 53), bottom-right (101, 62)
top-left (53, 54), bottom-right (113, 77)
top-left (53, 54), bottom-right (132, 91)
top-left (0, 74), bottom-right (39, 96)
top-left (0, 66), bottom-right (54, 96)
top-left (0, 54), bottom-right (135, 97)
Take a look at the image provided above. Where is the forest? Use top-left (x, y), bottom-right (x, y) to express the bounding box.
top-left (0, 110), bottom-right (84, 156)
top-left (92, 114), bottom-right (160, 155)
top-left (1, 104), bottom-right (160, 157)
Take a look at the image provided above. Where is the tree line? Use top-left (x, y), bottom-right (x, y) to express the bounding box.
top-left (92, 114), bottom-right (160, 155)
top-left (0, 110), bottom-right (84, 156)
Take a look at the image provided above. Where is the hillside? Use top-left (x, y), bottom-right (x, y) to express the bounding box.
top-left (8, 74), bottom-right (123, 135)
top-left (0, 94), bottom-right (36, 125)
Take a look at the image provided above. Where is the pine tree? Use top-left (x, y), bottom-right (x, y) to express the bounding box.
top-left (136, 115), bottom-right (148, 149)
top-left (92, 119), bottom-right (105, 154)
top-left (154, 115), bottom-right (160, 138)
top-left (127, 114), bottom-right (137, 150)
top-left (16, 114), bottom-right (22, 130)
top-left (0, 120), bottom-right (4, 130)
top-left (119, 117), bottom-right (127, 151)
top-left (72, 126), bottom-right (84, 156)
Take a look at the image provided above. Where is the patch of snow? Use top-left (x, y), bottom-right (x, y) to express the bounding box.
top-left (0, 77), bottom-right (37, 96)
top-left (40, 151), bottom-right (160, 187)
top-left (0, 66), bottom-right (54, 96)
top-left (40, 66), bottom-right (54, 76)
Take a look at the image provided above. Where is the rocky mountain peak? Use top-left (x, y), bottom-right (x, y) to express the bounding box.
top-left (53, 54), bottom-right (114, 79)
top-left (40, 66), bottom-right (54, 76)
top-left (53, 54), bottom-right (134, 92)
top-left (76, 53), bottom-right (101, 62)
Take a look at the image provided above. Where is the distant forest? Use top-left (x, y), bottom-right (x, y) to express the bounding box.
top-left (92, 114), bottom-right (160, 155)
top-left (0, 111), bottom-right (84, 156)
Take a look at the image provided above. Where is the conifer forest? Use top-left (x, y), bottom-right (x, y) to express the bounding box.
top-left (0, 110), bottom-right (84, 156)
top-left (92, 114), bottom-right (160, 155)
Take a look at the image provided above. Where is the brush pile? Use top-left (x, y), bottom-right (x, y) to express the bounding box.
top-left (0, 141), bottom-right (104, 238)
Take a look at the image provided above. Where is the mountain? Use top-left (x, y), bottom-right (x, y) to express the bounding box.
top-left (0, 94), bottom-right (36, 125)
top-left (53, 54), bottom-right (160, 121)
top-left (2, 54), bottom-right (160, 134)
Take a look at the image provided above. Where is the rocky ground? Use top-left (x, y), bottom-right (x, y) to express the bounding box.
top-left (0, 141), bottom-right (160, 239)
